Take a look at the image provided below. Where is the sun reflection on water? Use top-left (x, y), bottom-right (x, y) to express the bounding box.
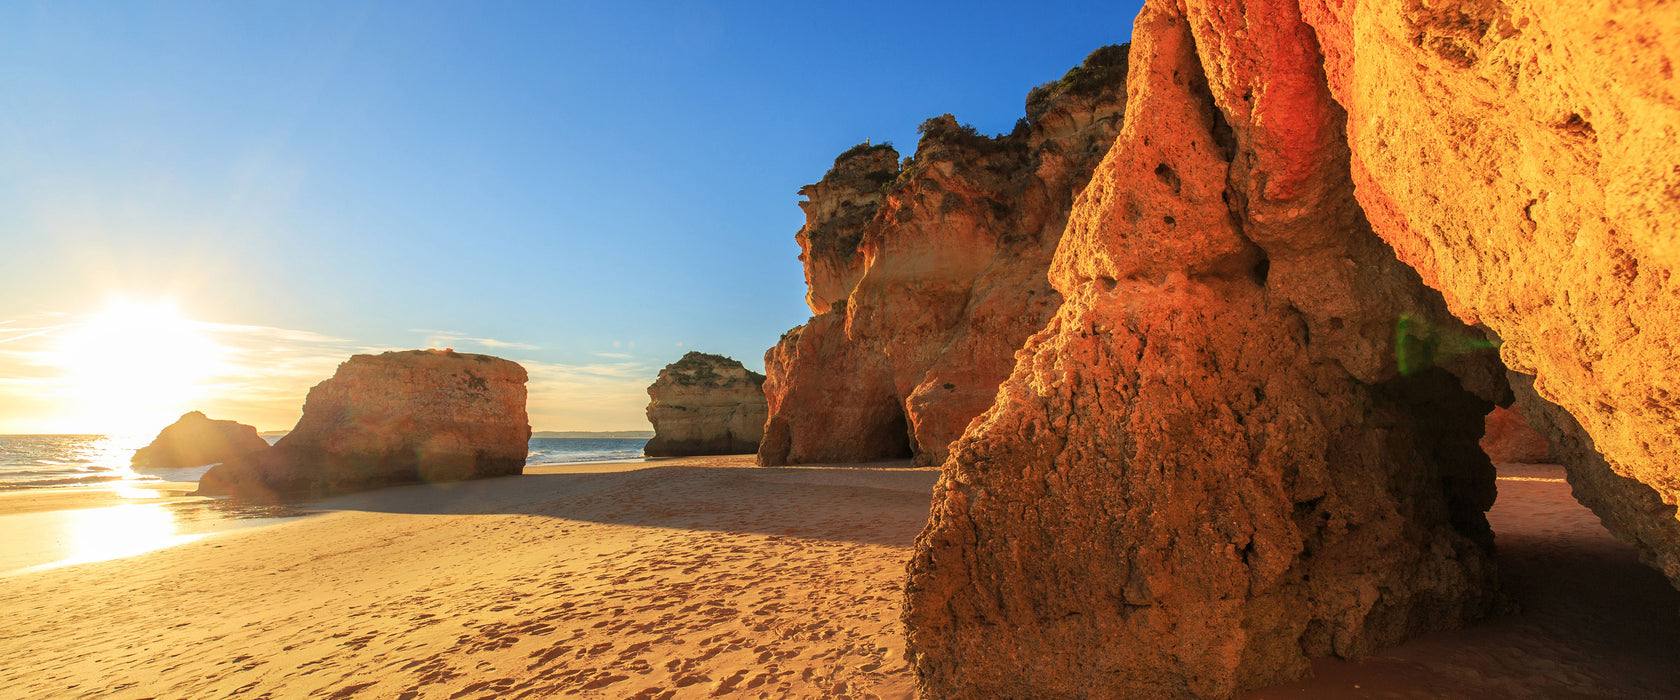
top-left (18, 503), bottom-right (206, 574)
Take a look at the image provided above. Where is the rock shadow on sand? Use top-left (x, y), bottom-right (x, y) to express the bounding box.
top-left (253, 460), bottom-right (939, 548)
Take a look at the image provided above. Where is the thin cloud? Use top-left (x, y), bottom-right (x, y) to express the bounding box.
top-left (0, 324), bottom-right (78, 345)
top-left (410, 328), bottom-right (540, 352)
top-left (521, 359), bottom-right (657, 432)
top-left (0, 313), bottom-right (386, 432)
top-left (0, 311), bottom-right (653, 433)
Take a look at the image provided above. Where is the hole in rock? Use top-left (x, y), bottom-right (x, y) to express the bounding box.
top-left (1558, 113), bottom-right (1596, 139)
top-left (1153, 163), bottom-right (1182, 195)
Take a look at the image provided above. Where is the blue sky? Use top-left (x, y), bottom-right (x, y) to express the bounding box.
top-left (0, 1), bottom-right (1142, 432)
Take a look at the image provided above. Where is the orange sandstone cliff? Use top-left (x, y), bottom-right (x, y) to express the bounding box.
top-left (644, 352), bottom-right (767, 457)
top-left (1300, 0), bottom-right (1680, 592)
top-left (901, 0), bottom-right (1680, 697)
top-left (198, 349), bottom-right (530, 498)
top-left (904, 1), bottom-right (1511, 696)
top-left (760, 46), bottom-right (1131, 467)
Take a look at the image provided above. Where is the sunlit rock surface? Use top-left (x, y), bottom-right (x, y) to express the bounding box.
top-left (904, 2), bottom-right (1507, 696)
top-left (761, 46), bottom-right (1131, 467)
top-left (198, 350), bottom-right (529, 498)
top-left (131, 411), bottom-right (270, 469)
top-left (644, 352), bottom-right (767, 457)
top-left (1300, 0), bottom-right (1680, 593)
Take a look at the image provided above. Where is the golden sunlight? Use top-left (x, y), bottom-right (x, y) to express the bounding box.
top-left (53, 299), bottom-right (225, 436)
top-left (16, 503), bottom-right (207, 574)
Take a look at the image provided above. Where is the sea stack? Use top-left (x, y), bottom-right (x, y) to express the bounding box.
top-left (644, 352), bottom-right (767, 457)
top-left (131, 411), bottom-right (271, 469)
top-left (198, 349), bottom-right (530, 499)
top-left (760, 45), bottom-right (1131, 467)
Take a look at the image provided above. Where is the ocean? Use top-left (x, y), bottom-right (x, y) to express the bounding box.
top-left (0, 435), bottom-right (650, 491)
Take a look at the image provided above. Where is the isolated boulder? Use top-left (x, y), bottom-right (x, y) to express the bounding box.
top-left (643, 352), bottom-right (767, 457)
top-left (198, 349), bottom-right (530, 498)
top-left (761, 45), bottom-right (1130, 467)
top-left (131, 411), bottom-right (270, 469)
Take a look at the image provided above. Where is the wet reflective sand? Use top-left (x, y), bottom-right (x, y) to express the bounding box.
top-left (0, 494), bottom-right (312, 575)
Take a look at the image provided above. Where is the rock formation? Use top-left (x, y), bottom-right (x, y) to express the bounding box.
top-left (1299, 0), bottom-right (1680, 594)
top-left (1480, 405), bottom-right (1553, 464)
top-left (643, 352), bottom-right (767, 457)
top-left (198, 349), bottom-right (530, 499)
top-left (904, 2), bottom-right (1510, 696)
top-left (1509, 371), bottom-right (1680, 588)
top-left (760, 45), bottom-right (1131, 467)
top-left (131, 411), bottom-right (271, 469)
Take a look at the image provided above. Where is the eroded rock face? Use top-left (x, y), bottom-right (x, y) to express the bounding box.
top-left (760, 316), bottom-right (910, 465)
top-left (644, 352), bottom-right (767, 457)
top-left (1481, 405), bottom-right (1553, 464)
top-left (904, 2), bottom-right (1506, 696)
top-left (198, 350), bottom-right (529, 498)
top-left (797, 144), bottom-right (899, 316)
top-left (761, 46), bottom-right (1130, 467)
top-left (131, 411), bottom-right (271, 469)
top-left (1299, 0), bottom-right (1680, 592)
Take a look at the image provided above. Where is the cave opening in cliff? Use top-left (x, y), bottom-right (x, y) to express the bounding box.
top-left (884, 400), bottom-right (914, 460)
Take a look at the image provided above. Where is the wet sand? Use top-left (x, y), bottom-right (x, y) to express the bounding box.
top-left (0, 481), bottom-right (199, 516)
top-left (0, 458), bottom-right (1674, 699)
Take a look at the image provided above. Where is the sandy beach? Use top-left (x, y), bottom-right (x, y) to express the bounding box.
top-left (0, 458), bottom-right (1675, 699)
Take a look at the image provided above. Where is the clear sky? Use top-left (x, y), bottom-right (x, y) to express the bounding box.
top-left (0, 1), bottom-right (1143, 434)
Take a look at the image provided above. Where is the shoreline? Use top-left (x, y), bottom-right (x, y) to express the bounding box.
top-left (0, 455), bottom-right (935, 699)
top-left (0, 459), bottom-right (1673, 698)
top-left (0, 480), bottom-right (203, 516)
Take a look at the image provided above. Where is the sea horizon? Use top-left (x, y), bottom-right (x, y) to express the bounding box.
top-left (0, 434), bottom-right (653, 492)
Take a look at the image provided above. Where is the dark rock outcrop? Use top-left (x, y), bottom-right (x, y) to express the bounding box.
top-left (198, 349), bottom-right (530, 499)
top-left (131, 411), bottom-right (271, 469)
top-left (904, 2), bottom-right (1507, 696)
top-left (761, 45), bottom-right (1131, 467)
top-left (644, 352), bottom-right (767, 457)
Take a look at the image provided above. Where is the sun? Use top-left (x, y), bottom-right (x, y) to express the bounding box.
top-left (54, 299), bottom-right (225, 436)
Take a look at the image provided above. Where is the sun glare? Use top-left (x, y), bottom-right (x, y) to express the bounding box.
top-left (54, 299), bottom-right (225, 436)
